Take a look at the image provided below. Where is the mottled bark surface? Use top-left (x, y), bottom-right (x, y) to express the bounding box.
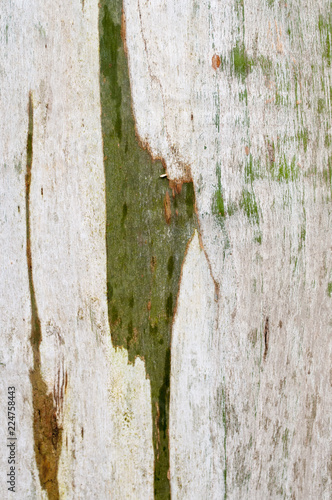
top-left (0, 0), bottom-right (331, 499)
top-left (99, 3), bottom-right (197, 495)
top-left (124, 0), bottom-right (332, 498)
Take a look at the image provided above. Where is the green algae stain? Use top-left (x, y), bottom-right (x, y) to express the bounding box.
top-left (99, 2), bottom-right (197, 498)
top-left (26, 93), bottom-right (62, 500)
top-left (276, 155), bottom-right (299, 182)
top-left (245, 154), bottom-right (261, 183)
top-left (322, 156), bottom-right (332, 188)
top-left (213, 181), bottom-right (225, 220)
top-left (296, 128), bottom-right (309, 153)
top-left (318, 13), bottom-right (331, 67)
top-left (317, 97), bottom-right (325, 114)
top-left (258, 55), bottom-right (273, 78)
top-left (231, 41), bottom-right (254, 81)
top-left (212, 164), bottom-right (231, 252)
top-left (327, 282), bottom-right (332, 297)
top-left (240, 189), bottom-right (259, 225)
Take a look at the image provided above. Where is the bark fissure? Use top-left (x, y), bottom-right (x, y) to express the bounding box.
top-left (263, 317), bottom-right (270, 361)
top-left (26, 93), bottom-right (62, 500)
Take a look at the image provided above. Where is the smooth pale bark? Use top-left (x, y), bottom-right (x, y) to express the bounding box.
top-left (0, 0), bottom-right (331, 499)
top-left (169, 230), bottom-right (220, 498)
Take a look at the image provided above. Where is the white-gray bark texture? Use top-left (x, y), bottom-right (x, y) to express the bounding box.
top-left (0, 0), bottom-right (331, 499)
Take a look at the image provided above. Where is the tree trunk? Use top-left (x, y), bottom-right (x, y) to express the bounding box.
top-left (0, 0), bottom-right (331, 499)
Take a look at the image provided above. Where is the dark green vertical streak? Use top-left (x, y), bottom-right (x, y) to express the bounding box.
top-left (26, 93), bottom-right (62, 500)
top-left (99, 3), bottom-right (197, 498)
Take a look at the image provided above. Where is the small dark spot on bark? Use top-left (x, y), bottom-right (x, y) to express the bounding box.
top-left (167, 255), bottom-right (174, 279)
top-left (267, 141), bottom-right (275, 164)
top-left (81, 427), bottom-right (84, 438)
top-left (149, 322), bottom-right (158, 335)
top-left (279, 320), bottom-right (282, 328)
top-left (127, 320), bottom-right (133, 347)
top-left (158, 348), bottom-right (170, 438)
top-left (166, 293), bottom-right (173, 319)
top-left (41, 187), bottom-right (43, 196)
top-left (150, 255), bottom-right (157, 273)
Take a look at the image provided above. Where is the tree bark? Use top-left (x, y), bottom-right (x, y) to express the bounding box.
top-left (0, 0), bottom-right (331, 499)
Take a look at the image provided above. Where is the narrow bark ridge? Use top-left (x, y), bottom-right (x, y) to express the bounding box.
top-left (99, 3), bottom-right (197, 498)
top-left (26, 93), bottom-right (62, 499)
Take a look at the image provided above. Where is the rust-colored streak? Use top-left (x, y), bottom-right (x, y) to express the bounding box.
top-left (26, 92), bottom-right (63, 499)
top-left (121, 8), bottom-right (128, 56)
top-left (169, 179), bottom-right (183, 197)
top-left (164, 191), bottom-right (171, 224)
top-left (212, 54), bottom-right (221, 70)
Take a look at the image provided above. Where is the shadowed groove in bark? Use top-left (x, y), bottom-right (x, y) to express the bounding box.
top-left (26, 93), bottom-right (62, 500)
top-left (263, 317), bottom-right (270, 361)
top-left (99, 2), bottom-right (197, 497)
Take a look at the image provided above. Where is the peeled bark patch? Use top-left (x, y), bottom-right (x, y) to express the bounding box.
top-left (26, 93), bottom-right (62, 500)
top-left (99, 2), bottom-right (197, 497)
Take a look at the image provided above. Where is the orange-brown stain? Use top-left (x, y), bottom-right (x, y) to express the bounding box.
top-left (212, 54), bottom-right (221, 70)
top-left (164, 191), bottom-right (171, 224)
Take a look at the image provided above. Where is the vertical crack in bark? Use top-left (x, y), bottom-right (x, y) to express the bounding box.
top-left (26, 93), bottom-right (62, 499)
top-left (99, 2), bottom-right (198, 497)
top-left (263, 317), bottom-right (269, 361)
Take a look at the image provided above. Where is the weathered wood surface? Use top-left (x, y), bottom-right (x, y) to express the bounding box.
top-left (0, 0), bottom-right (331, 498)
